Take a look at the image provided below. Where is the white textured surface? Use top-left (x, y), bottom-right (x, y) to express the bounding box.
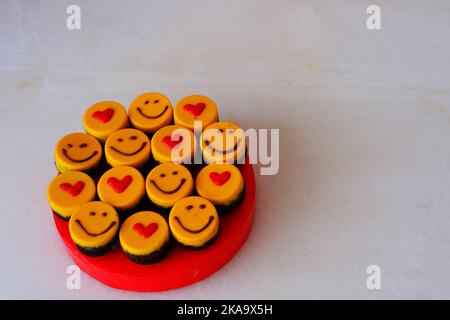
top-left (0, 0), bottom-right (449, 299)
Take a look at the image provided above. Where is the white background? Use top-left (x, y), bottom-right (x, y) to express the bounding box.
top-left (1, 0), bottom-right (449, 299)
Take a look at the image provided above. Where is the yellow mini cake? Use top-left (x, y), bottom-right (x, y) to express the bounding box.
top-left (201, 121), bottom-right (246, 164)
top-left (195, 164), bottom-right (244, 209)
top-left (105, 128), bottom-right (151, 168)
top-left (54, 133), bottom-right (103, 173)
top-left (145, 163), bottom-right (193, 209)
top-left (173, 94), bottom-right (218, 131)
top-left (83, 101), bottom-right (129, 143)
top-left (128, 92), bottom-right (173, 134)
top-left (119, 211), bottom-right (170, 264)
top-left (169, 196), bottom-right (219, 249)
top-left (69, 201), bottom-right (120, 257)
top-left (151, 125), bottom-right (196, 164)
top-left (97, 166), bottom-right (145, 211)
top-left (47, 171), bottom-right (96, 220)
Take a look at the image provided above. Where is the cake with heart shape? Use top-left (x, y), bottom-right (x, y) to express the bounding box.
top-left (119, 211), bottom-right (170, 264)
top-left (195, 163), bottom-right (244, 211)
top-left (173, 94), bottom-right (218, 131)
top-left (83, 101), bottom-right (129, 142)
top-left (69, 201), bottom-right (120, 257)
top-left (150, 124), bottom-right (196, 164)
top-left (97, 166), bottom-right (145, 211)
top-left (47, 171), bottom-right (97, 220)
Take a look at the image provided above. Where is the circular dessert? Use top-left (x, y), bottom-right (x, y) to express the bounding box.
top-left (83, 101), bottom-right (129, 143)
top-left (53, 158), bottom-right (256, 291)
top-left (145, 163), bottom-right (193, 209)
top-left (54, 133), bottom-right (103, 173)
top-left (128, 92), bottom-right (173, 134)
top-left (201, 121), bottom-right (246, 164)
top-left (97, 166), bottom-right (145, 211)
top-left (169, 196), bottom-right (219, 249)
top-left (151, 125), bottom-right (196, 164)
top-left (173, 94), bottom-right (218, 131)
top-left (47, 171), bottom-right (96, 220)
top-left (119, 211), bottom-right (170, 265)
top-left (195, 164), bottom-right (244, 210)
top-left (105, 128), bottom-right (151, 168)
top-left (69, 201), bottom-right (119, 257)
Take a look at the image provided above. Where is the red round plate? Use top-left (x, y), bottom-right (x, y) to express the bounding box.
top-left (53, 162), bottom-right (256, 292)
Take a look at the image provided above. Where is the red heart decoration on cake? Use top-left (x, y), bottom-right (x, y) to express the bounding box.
top-left (59, 181), bottom-right (85, 197)
top-left (133, 222), bottom-right (158, 238)
top-left (92, 108), bottom-right (114, 123)
top-left (107, 175), bottom-right (133, 193)
top-left (209, 171), bottom-right (231, 186)
top-left (183, 103), bottom-right (206, 117)
top-left (162, 135), bottom-right (183, 149)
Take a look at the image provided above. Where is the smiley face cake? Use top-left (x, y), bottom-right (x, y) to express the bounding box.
top-left (83, 101), bottom-right (129, 143)
top-left (173, 95), bottom-right (218, 131)
top-left (145, 163), bottom-right (193, 209)
top-left (128, 92), bottom-right (173, 134)
top-left (151, 125), bottom-right (196, 164)
top-left (169, 196), bottom-right (219, 249)
top-left (195, 164), bottom-right (244, 210)
top-left (97, 166), bottom-right (145, 211)
top-left (55, 133), bottom-right (103, 173)
top-left (69, 201), bottom-right (120, 257)
top-left (47, 171), bottom-right (96, 220)
top-left (201, 121), bottom-right (246, 164)
top-left (105, 128), bottom-right (151, 168)
top-left (119, 211), bottom-right (170, 264)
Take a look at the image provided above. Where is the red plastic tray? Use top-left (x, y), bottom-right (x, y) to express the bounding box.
top-left (53, 162), bottom-right (256, 292)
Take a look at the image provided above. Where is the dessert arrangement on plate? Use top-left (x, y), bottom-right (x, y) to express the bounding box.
top-left (47, 93), bottom-right (256, 291)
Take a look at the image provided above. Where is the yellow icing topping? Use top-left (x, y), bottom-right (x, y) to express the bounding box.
top-left (69, 201), bottom-right (119, 248)
top-left (105, 128), bottom-right (151, 168)
top-left (145, 163), bottom-right (193, 208)
top-left (200, 121), bottom-right (246, 164)
top-left (128, 92), bottom-right (173, 134)
top-left (47, 171), bottom-right (96, 219)
top-left (173, 95), bottom-right (218, 131)
top-left (54, 133), bottom-right (102, 173)
top-left (151, 125), bottom-right (196, 164)
top-left (119, 211), bottom-right (169, 256)
top-left (195, 164), bottom-right (243, 206)
top-left (169, 196), bottom-right (219, 247)
top-left (97, 166), bottom-right (145, 210)
top-left (83, 101), bottom-right (129, 143)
